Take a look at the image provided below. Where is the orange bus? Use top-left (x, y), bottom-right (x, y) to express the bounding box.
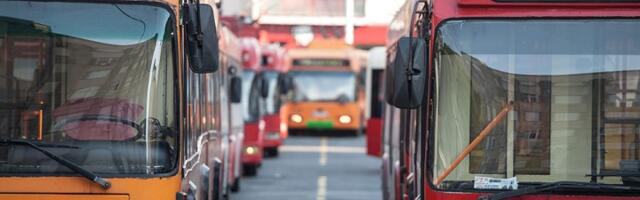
top-left (0, 0), bottom-right (243, 199)
top-left (285, 48), bottom-right (367, 135)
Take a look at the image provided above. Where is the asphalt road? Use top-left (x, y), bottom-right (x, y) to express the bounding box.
top-left (230, 134), bottom-right (382, 200)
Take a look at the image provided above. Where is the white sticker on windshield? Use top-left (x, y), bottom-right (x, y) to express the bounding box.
top-left (474, 176), bottom-right (518, 190)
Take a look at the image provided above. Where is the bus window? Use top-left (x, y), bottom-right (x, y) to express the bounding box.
top-left (370, 69), bottom-right (385, 118)
top-left (263, 71), bottom-right (281, 115)
top-left (242, 71), bottom-right (258, 122)
top-left (290, 71), bottom-right (357, 102)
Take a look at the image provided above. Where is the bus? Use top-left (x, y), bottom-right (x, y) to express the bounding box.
top-left (239, 37), bottom-right (267, 176)
top-left (365, 47), bottom-right (386, 158)
top-left (260, 44), bottom-right (290, 157)
top-left (0, 0), bottom-right (243, 199)
top-left (382, 0), bottom-right (640, 199)
top-left (219, 28), bottom-right (245, 194)
top-left (285, 48), bottom-right (367, 135)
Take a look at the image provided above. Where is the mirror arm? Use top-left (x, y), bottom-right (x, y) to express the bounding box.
top-left (195, 0), bottom-right (203, 47)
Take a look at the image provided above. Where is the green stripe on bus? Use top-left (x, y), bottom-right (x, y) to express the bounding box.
top-left (306, 121), bottom-right (334, 129)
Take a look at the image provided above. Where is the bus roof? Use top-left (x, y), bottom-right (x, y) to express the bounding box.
top-left (287, 48), bottom-right (367, 72)
top-left (367, 47), bottom-right (386, 70)
top-left (220, 27), bottom-right (242, 63)
top-left (240, 37), bottom-right (262, 71)
top-left (261, 44), bottom-right (289, 72)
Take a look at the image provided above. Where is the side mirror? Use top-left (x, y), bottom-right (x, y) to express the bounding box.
top-left (385, 36), bottom-right (427, 109)
top-left (278, 74), bottom-right (290, 94)
top-left (260, 77), bottom-right (269, 98)
top-left (230, 76), bottom-right (242, 103)
top-left (183, 3), bottom-right (219, 73)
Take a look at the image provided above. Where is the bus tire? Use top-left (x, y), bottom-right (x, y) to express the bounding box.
top-left (230, 177), bottom-right (240, 192)
top-left (243, 164), bottom-right (258, 176)
top-left (355, 128), bottom-right (363, 136)
top-left (265, 147), bottom-right (279, 157)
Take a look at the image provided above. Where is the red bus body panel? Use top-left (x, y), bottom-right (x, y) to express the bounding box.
top-left (241, 122), bottom-right (263, 165)
top-left (366, 118), bottom-right (382, 157)
top-left (262, 114), bottom-right (284, 148)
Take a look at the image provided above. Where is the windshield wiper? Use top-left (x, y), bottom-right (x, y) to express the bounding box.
top-left (0, 139), bottom-right (111, 189)
top-left (478, 181), bottom-right (640, 200)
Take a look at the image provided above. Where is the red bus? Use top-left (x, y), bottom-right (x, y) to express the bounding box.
top-left (260, 44), bottom-right (290, 157)
top-left (239, 38), bottom-right (268, 176)
top-left (383, 0), bottom-right (640, 200)
top-left (365, 47), bottom-right (386, 158)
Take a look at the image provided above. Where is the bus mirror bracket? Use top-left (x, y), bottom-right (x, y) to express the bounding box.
top-left (183, 2), bottom-right (219, 73)
top-left (385, 36), bottom-right (427, 109)
top-left (230, 76), bottom-right (242, 103)
top-left (278, 74), bottom-right (291, 94)
top-left (260, 77), bottom-right (269, 98)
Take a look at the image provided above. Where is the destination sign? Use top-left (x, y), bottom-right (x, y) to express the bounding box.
top-left (292, 59), bottom-right (351, 67)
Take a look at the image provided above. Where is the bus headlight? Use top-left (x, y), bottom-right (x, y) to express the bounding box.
top-left (245, 146), bottom-right (259, 155)
top-left (291, 114), bottom-right (303, 123)
top-left (339, 115), bottom-right (352, 124)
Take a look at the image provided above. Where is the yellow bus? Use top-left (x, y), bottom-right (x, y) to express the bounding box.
top-left (285, 48), bottom-right (367, 135)
top-left (0, 0), bottom-right (243, 199)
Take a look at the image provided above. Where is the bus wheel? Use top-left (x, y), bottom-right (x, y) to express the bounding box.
top-left (231, 177), bottom-right (240, 192)
top-left (265, 147), bottom-right (279, 157)
top-left (354, 128), bottom-right (363, 137)
top-left (243, 164), bottom-right (258, 176)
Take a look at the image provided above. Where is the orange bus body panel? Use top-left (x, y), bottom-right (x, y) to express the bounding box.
top-left (286, 102), bottom-right (362, 130)
top-left (0, 175), bottom-right (181, 200)
top-left (0, 195), bottom-right (128, 200)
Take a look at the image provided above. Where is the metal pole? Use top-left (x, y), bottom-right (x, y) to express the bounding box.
top-left (345, 0), bottom-right (354, 45)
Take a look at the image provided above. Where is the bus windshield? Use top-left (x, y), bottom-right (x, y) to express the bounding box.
top-left (290, 71), bottom-right (356, 102)
top-left (433, 19), bottom-right (640, 189)
top-left (242, 70), bottom-right (258, 122)
top-left (263, 71), bottom-right (281, 115)
top-left (0, 2), bottom-right (176, 176)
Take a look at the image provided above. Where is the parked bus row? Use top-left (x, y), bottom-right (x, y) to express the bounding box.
top-left (367, 0), bottom-right (640, 199)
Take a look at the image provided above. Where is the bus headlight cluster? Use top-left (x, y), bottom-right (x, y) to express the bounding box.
top-left (338, 115), bottom-right (352, 124)
top-left (291, 114), bottom-right (303, 123)
top-left (245, 146), bottom-right (259, 155)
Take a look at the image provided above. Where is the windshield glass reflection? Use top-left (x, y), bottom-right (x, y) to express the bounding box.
top-left (0, 2), bottom-right (176, 176)
top-left (289, 71), bottom-right (356, 102)
top-left (433, 19), bottom-right (640, 189)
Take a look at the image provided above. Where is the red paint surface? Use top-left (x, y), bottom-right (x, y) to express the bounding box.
top-left (262, 114), bottom-right (284, 148)
top-left (353, 26), bottom-right (388, 46)
top-left (366, 118), bottom-right (382, 157)
top-left (242, 122), bottom-right (263, 164)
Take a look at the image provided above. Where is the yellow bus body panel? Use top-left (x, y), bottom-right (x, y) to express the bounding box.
top-left (0, 175), bottom-right (180, 200)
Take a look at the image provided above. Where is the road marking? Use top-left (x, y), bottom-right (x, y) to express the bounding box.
top-left (316, 176), bottom-right (327, 200)
top-left (319, 137), bottom-right (328, 166)
top-left (281, 145), bottom-right (365, 153)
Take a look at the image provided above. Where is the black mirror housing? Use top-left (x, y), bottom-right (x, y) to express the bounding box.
top-left (277, 74), bottom-right (290, 94)
top-left (230, 76), bottom-right (242, 103)
top-left (260, 77), bottom-right (269, 98)
top-left (385, 36), bottom-right (428, 109)
top-left (184, 3), bottom-right (219, 73)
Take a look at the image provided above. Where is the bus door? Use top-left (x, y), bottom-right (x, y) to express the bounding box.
top-left (366, 68), bottom-right (385, 157)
